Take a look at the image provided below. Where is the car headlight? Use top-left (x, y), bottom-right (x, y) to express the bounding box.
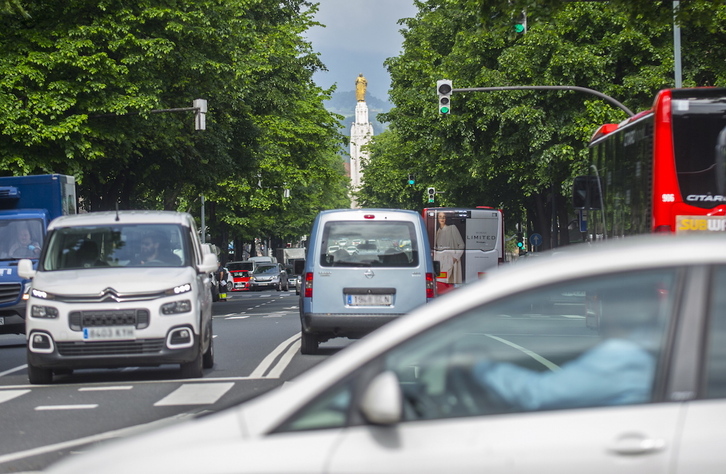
top-left (161, 300), bottom-right (192, 315)
top-left (166, 283), bottom-right (192, 296)
top-left (31, 305), bottom-right (59, 319)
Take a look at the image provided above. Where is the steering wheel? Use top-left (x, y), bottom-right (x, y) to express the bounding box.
top-left (447, 361), bottom-right (512, 415)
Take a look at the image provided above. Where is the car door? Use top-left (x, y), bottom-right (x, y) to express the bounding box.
top-left (323, 268), bottom-right (685, 473)
top-left (672, 265), bottom-right (726, 473)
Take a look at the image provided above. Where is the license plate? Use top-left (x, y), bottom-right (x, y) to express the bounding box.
top-left (0, 316), bottom-right (4, 325)
top-left (82, 326), bottom-right (136, 341)
top-left (347, 294), bottom-right (392, 306)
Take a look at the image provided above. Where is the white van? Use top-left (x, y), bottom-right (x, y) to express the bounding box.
top-left (18, 211), bottom-right (219, 384)
top-left (299, 209), bottom-right (438, 354)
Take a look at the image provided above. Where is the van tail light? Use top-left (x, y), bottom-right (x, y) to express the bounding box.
top-left (425, 272), bottom-right (436, 299)
top-left (304, 272), bottom-right (313, 298)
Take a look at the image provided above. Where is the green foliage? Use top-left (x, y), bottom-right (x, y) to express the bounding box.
top-left (358, 0), bottom-right (726, 248)
top-left (0, 0), bottom-right (349, 249)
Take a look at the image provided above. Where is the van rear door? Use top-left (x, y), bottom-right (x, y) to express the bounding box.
top-left (311, 218), bottom-right (428, 314)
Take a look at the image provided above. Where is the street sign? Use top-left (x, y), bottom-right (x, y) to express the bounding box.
top-left (529, 233), bottom-right (543, 247)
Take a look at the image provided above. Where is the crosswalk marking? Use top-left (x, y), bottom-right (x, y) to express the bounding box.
top-left (154, 382), bottom-right (234, 406)
top-left (79, 386), bottom-right (133, 392)
top-left (0, 389), bottom-right (29, 404)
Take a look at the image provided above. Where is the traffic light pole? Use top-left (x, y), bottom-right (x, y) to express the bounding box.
top-left (452, 85), bottom-right (634, 117)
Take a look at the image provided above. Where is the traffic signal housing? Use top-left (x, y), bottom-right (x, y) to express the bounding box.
top-left (514, 11), bottom-right (527, 33)
top-left (437, 80), bottom-right (452, 114)
top-left (427, 187), bottom-right (436, 203)
top-left (408, 174), bottom-right (415, 185)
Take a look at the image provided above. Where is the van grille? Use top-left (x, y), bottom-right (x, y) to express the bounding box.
top-left (57, 339), bottom-right (165, 356)
top-left (0, 283), bottom-right (21, 305)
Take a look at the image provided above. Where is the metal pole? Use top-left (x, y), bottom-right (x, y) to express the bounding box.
top-left (673, 1), bottom-right (682, 88)
top-left (200, 194), bottom-right (206, 243)
top-left (452, 85), bottom-right (634, 117)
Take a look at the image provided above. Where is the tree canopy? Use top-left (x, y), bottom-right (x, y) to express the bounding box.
top-left (0, 0), bottom-right (350, 258)
top-left (357, 0), bottom-right (726, 249)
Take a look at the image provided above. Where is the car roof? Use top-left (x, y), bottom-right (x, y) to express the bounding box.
top-left (48, 211), bottom-right (193, 230)
top-left (235, 233), bottom-right (726, 432)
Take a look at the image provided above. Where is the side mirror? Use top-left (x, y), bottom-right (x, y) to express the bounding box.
top-left (199, 253), bottom-right (219, 274)
top-left (359, 371), bottom-right (403, 425)
top-left (18, 259), bottom-right (36, 279)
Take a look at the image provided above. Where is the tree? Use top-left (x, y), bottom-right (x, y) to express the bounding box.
top-left (0, 0), bottom-right (349, 251)
top-left (358, 0), bottom-right (726, 249)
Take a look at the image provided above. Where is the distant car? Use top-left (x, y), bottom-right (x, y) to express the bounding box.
top-left (228, 266), bottom-right (251, 291)
top-left (249, 263), bottom-right (288, 291)
top-left (43, 234), bottom-right (726, 473)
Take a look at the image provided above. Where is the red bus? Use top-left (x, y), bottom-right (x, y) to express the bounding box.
top-left (423, 207), bottom-right (504, 294)
top-left (574, 87), bottom-right (726, 238)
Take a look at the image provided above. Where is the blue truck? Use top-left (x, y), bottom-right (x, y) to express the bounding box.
top-left (0, 174), bottom-right (76, 334)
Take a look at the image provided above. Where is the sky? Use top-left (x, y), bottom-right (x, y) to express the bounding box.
top-left (304, 0), bottom-right (418, 102)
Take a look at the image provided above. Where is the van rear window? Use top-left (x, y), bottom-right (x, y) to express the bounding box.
top-left (320, 221), bottom-right (419, 267)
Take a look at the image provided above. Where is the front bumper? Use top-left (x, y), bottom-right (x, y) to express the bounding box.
top-left (27, 326), bottom-right (199, 369)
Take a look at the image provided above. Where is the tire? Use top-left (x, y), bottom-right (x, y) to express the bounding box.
top-left (28, 361), bottom-right (53, 384)
top-left (202, 331), bottom-right (215, 369)
top-left (180, 343), bottom-right (203, 379)
top-left (300, 331), bottom-right (319, 355)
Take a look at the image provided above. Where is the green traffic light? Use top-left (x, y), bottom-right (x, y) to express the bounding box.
top-left (514, 23), bottom-right (525, 33)
top-left (440, 106), bottom-right (450, 114)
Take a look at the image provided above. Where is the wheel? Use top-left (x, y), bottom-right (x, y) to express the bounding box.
top-left (202, 330), bottom-right (215, 369)
top-left (28, 361), bottom-right (53, 384)
top-left (300, 331), bottom-right (319, 355)
top-left (180, 343), bottom-right (203, 379)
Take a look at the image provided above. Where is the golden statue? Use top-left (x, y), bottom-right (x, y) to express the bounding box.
top-left (355, 73), bottom-right (367, 102)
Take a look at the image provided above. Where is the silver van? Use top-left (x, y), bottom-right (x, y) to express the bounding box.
top-left (299, 209), bottom-right (437, 354)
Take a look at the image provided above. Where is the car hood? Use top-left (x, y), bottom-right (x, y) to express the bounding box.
top-left (33, 267), bottom-right (196, 295)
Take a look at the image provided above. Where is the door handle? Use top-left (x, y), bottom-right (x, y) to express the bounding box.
top-left (608, 432), bottom-right (666, 455)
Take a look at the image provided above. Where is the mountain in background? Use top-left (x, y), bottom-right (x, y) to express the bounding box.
top-left (324, 90), bottom-right (392, 136)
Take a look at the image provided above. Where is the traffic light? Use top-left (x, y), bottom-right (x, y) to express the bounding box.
top-left (408, 174), bottom-right (415, 185)
top-left (514, 11), bottom-right (527, 33)
top-left (516, 232), bottom-right (524, 249)
top-left (427, 187), bottom-right (436, 203)
top-left (437, 79), bottom-right (452, 114)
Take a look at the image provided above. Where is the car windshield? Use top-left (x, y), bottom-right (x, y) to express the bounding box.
top-left (254, 265), bottom-right (278, 275)
top-left (42, 224), bottom-right (188, 270)
top-left (0, 218), bottom-right (46, 260)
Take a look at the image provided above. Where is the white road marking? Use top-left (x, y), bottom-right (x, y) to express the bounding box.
top-left (79, 386), bottom-right (133, 392)
top-left (153, 382), bottom-right (234, 406)
top-left (249, 333), bottom-right (301, 378)
top-left (0, 364), bottom-right (27, 377)
top-left (226, 315), bottom-right (250, 320)
top-left (36, 404), bottom-right (98, 411)
top-left (0, 389), bottom-right (30, 404)
top-left (485, 334), bottom-right (560, 371)
top-left (265, 339), bottom-right (301, 379)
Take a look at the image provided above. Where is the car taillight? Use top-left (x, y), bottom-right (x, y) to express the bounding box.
top-left (304, 272), bottom-right (313, 298)
top-left (425, 272), bottom-right (436, 299)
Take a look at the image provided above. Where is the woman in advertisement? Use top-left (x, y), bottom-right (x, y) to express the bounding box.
top-left (434, 211), bottom-right (465, 284)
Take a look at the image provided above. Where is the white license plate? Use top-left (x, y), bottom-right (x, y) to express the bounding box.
top-left (347, 294), bottom-right (392, 306)
top-left (82, 326), bottom-right (136, 341)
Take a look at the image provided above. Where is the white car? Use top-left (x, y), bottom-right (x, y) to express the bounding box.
top-left (19, 211), bottom-right (219, 384)
top-left (46, 234), bottom-right (726, 473)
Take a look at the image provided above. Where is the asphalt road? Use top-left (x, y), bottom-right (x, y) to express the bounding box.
top-left (0, 289), bottom-right (353, 473)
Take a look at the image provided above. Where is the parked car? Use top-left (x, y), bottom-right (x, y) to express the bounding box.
top-left (249, 263), bottom-right (288, 291)
top-left (45, 234), bottom-right (726, 473)
top-left (19, 211), bottom-right (219, 384)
